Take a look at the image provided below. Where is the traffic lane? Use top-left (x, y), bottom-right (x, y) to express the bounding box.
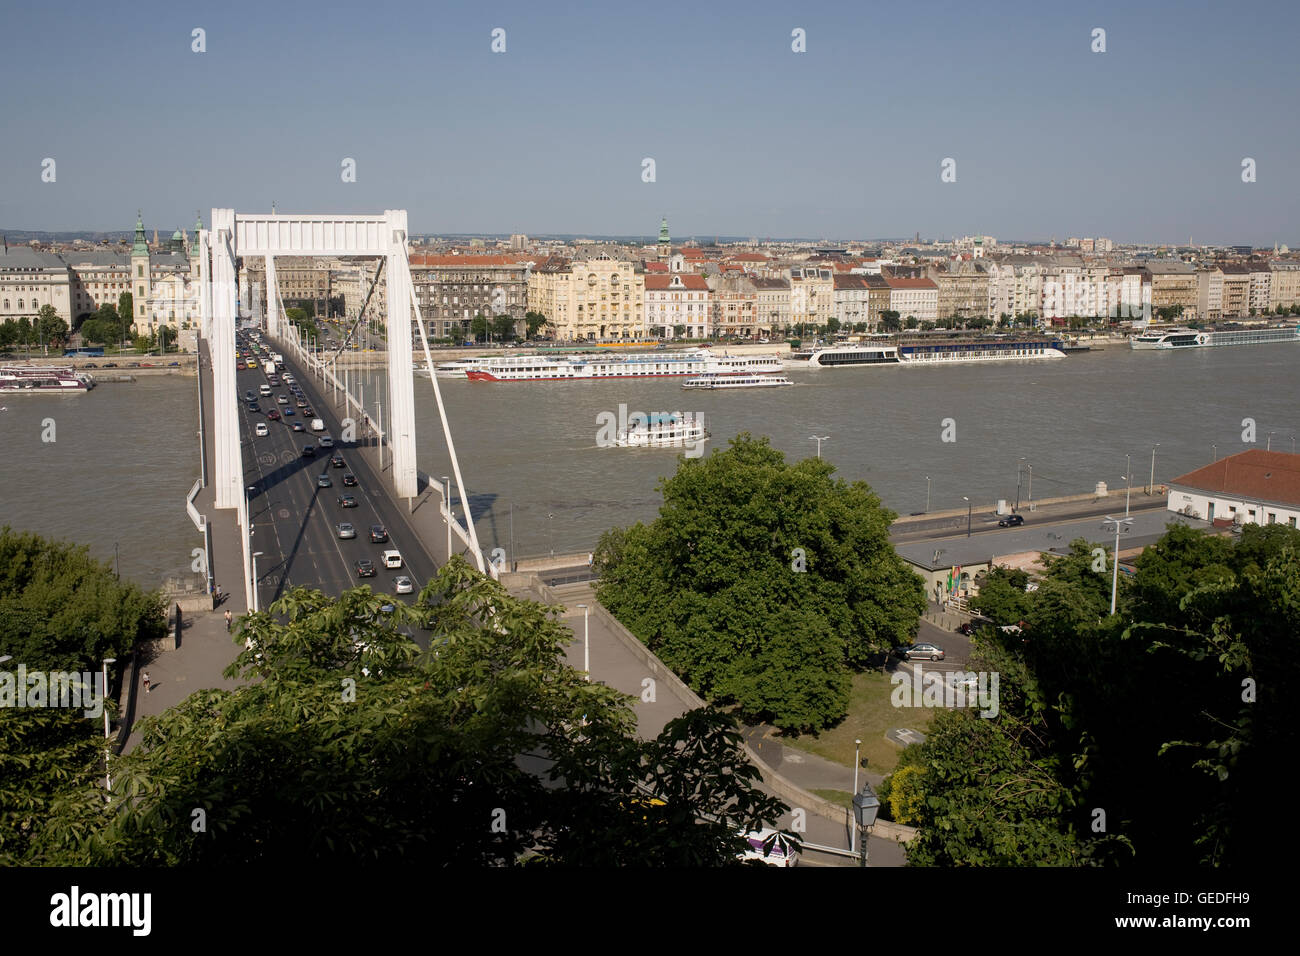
top-left (283, 353), bottom-right (441, 595)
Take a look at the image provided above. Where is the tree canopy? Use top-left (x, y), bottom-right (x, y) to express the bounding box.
top-left (17, 557), bottom-right (789, 866)
top-left (893, 523), bottom-right (1295, 867)
top-left (594, 434), bottom-right (925, 732)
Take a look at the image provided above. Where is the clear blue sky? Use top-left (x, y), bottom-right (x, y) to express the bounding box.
top-left (3, 0), bottom-right (1296, 244)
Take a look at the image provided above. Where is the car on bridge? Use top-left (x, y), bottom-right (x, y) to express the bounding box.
top-left (317, 474), bottom-right (333, 488)
top-left (331, 455), bottom-right (345, 468)
top-left (393, 576), bottom-right (413, 594)
top-left (342, 473), bottom-right (357, 486)
top-left (355, 559), bottom-right (376, 578)
top-left (337, 494), bottom-right (357, 508)
top-left (301, 445), bottom-right (315, 457)
top-left (292, 421), bottom-right (305, 432)
top-left (267, 410), bottom-right (281, 421)
top-left (369, 524), bottom-right (388, 543)
top-left (319, 436), bottom-right (334, 448)
top-left (337, 522), bottom-right (357, 539)
top-left (381, 549), bottom-right (402, 568)
top-left (255, 422), bottom-right (269, 437)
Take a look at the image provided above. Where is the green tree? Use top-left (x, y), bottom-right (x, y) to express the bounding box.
top-left (117, 292), bottom-right (133, 330)
top-left (491, 314), bottom-right (515, 342)
top-left (524, 310), bottom-right (548, 339)
top-left (594, 434), bottom-right (924, 731)
top-left (672, 324), bottom-right (686, 339)
top-left (905, 316), bottom-right (919, 330)
top-left (470, 314), bottom-right (488, 342)
top-left (79, 319), bottom-right (109, 346)
top-left (36, 306), bottom-right (68, 348)
top-left (28, 558), bottom-right (789, 866)
top-left (971, 566), bottom-right (1031, 625)
top-left (880, 311), bottom-right (901, 332)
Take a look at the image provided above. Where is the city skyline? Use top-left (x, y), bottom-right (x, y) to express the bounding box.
top-left (2, 0), bottom-right (1298, 243)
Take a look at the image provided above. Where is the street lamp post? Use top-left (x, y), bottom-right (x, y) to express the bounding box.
top-left (1027, 464), bottom-right (1032, 507)
top-left (1016, 457), bottom-right (1025, 511)
top-left (1267, 432), bottom-right (1275, 451)
top-left (963, 496), bottom-right (971, 537)
top-left (251, 551), bottom-right (264, 613)
top-left (1149, 443), bottom-right (1160, 495)
top-left (1212, 442), bottom-right (1217, 463)
top-left (548, 513), bottom-right (556, 556)
top-left (809, 435), bottom-right (829, 458)
top-left (1125, 454), bottom-right (1132, 518)
top-left (851, 738), bottom-right (863, 853)
top-left (925, 475), bottom-right (931, 514)
top-left (101, 657), bottom-right (116, 798)
top-left (852, 783), bottom-right (880, 868)
top-left (1103, 516), bottom-right (1132, 615)
top-left (576, 603), bottom-right (590, 680)
top-left (443, 476), bottom-right (452, 560)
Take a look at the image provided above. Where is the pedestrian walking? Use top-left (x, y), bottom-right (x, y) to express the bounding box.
top-left (214, 583), bottom-right (222, 603)
top-left (224, 609), bottom-right (233, 632)
top-left (142, 671), bottom-right (151, 694)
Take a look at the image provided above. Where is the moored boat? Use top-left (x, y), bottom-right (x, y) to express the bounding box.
top-left (0, 365), bottom-right (94, 392)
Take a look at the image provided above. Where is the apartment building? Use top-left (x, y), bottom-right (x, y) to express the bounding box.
top-left (789, 266), bottom-right (835, 327)
top-left (410, 254), bottom-right (530, 339)
top-left (0, 245), bottom-right (73, 323)
top-left (1219, 264), bottom-right (1251, 318)
top-left (885, 275), bottom-right (938, 324)
top-left (752, 277), bottom-right (791, 333)
top-left (1146, 261), bottom-right (1198, 319)
top-left (528, 253), bottom-right (646, 341)
top-left (645, 273), bottom-right (709, 339)
top-left (1269, 261), bottom-right (1300, 312)
top-left (706, 273), bottom-right (758, 337)
top-left (927, 260), bottom-right (990, 322)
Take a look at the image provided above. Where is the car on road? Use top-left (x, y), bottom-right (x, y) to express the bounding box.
top-left (283, 407), bottom-right (295, 416)
top-left (267, 410), bottom-right (281, 421)
top-left (337, 494), bottom-right (357, 507)
top-left (393, 575), bottom-right (413, 594)
top-left (318, 436), bottom-right (334, 448)
top-left (337, 522), bottom-right (356, 539)
top-left (331, 455), bottom-right (345, 468)
top-left (245, 390), bottom-right (256, 401)
top-left (277, 394), bottom-right (289, 404)
top-left (292, 421), bottom-right (305, 432)
top-left (247, 401), bottom-right (259, 412)
top-left (296, 398), bottom-right (307, 407)
top-left (895, 642), bottom-right (945, 662)
top-left (317, 474), bottom-right (333, 488)
top-left (302, 445), bottom-right (315, 457)
top-left (255, 422), bottom-right (269, 437)
top-left (304, 408), bottom-right (316, 418)
top-left (381, 549), bottom-right (402, 568)
top-left (342, 473), bottom-right (357, 486)
top-left (998, 514), bottom-right (1025, 527)
top-left (369, 524), bottom-right (388, 543)
top-left (259, 384), bottom-right (272, 396)
top-left (355, 559), bottom-right (376, 578)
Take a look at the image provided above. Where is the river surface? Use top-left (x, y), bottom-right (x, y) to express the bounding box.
top-left (2, 345), bottom-right (1297, 586)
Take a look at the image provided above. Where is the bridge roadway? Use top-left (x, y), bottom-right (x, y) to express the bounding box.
top-left (238, 355), bottom-right (439, 634)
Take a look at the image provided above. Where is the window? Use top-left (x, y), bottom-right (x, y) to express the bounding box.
top-left (137, 265), bottom-right (143, 277)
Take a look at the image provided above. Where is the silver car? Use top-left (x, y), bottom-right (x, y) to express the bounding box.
top-left (337, 522), bottom-right (356, 539)
top-left (393, 576), bottom-right (413, 594)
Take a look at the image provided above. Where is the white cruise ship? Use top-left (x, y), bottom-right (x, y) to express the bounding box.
top-left (1130, 324), bottom-right (1300, 350)
top-left (0, 365), bottom-right (94, 392)
top-left (465, 349), bottom-right (782, 382)
top-left (789, 337), bottom-right (1065, 368)
top-left (614, 411), bottom-right (708, 448)
top-left (681, 373), bottom-right (794, 389)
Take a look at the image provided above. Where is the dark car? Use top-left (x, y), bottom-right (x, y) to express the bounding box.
top-left (302, 445), bottom-right (315, 457)
top-left (895, 642), bottom-right (945, 662)
top-left (337, 494), bottom-right (357, 507)
top-left (342, 473), bottom-right (357, 486)
top-left (331, 455), bottom-right (345, 469)
top-left (998, 514), bottom-right (1025, 528)
top-left (355, 559), bottom-right (376, 578)
top-left (267, 410), bottom-right (281, 421)
top-left (303, 407), bottom-right (315, 417)
top-left (369, 524), bottom-right (388, 543)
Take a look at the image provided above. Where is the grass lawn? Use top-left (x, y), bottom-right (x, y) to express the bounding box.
top-left (813, 789), bottom-right (854, 810)
top-left (780, 669), bottom-right (934, 776)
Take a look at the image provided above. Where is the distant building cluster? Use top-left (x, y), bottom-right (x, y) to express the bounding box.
top-left (6, 215), bottom-right (1300, 346)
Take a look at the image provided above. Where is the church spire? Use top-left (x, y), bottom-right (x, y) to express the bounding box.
top-left (132, 210), bottom-right (149, 258)
top-left (657, 216), bottom-right (670, 260)
top-left (191, 210), bottom-right (202, 257)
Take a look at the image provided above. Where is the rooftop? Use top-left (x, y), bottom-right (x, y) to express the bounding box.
top-left (1168, 450), bottom-right (1300, 508)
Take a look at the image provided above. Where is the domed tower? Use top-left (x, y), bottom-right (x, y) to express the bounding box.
top-left (658, 216), bottom-right (670, 261)
top-left (130, 210), bottom-right (152, 332)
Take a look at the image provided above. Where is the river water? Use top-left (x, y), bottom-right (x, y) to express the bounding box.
top-left (2, 345), bottom-right (1296, 586)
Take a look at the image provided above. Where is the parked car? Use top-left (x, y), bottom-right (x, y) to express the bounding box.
top-left (896, 642), bottom-right (945, 662)
top-left (337, 494), bottom-right (357, 508)
top-left (355, 559), bottom-right (376, 578)
top-left (337, 522), bottom-right (357, 539)
top-left (998, 514), bottom-right (1025, 528)
top-left (255, 422), bottom-right (269, 437)
top-left (369, 524), bottom-right (388, 543)
top-left (342, 473), bottom-right (357, 486)
top-left (317, 474), bottom-right (333, 488)
top-left (393, 575), bottom-right (413, 594)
